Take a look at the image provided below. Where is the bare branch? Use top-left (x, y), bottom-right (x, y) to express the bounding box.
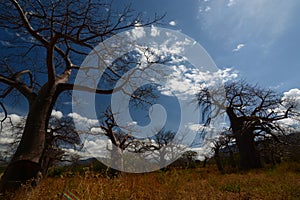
top-left (0, 102), bottom-right (8, 133)
top-left (10, 0), bottom-right (49, 46)
top-left (0, 73), bottom-right (36, 102)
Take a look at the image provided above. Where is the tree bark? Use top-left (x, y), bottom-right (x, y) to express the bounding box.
top-left (0, 83), bottom-right (59, 192)
top-left (235, 131), bottom-right (262, 169)
top-left (111, 145), bottom-right (124, 172)
top-left (226, 107), bottom-right (262, 170)
top-left (214, 152), bottom-right (224, 173)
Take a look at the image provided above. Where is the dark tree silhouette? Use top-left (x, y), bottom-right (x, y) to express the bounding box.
top-left (198, 80), bottom-right (298, 170)
top-left (207, 131), bottom-right (237, 172)
top-left (0, 0), bottom-right (162, 191)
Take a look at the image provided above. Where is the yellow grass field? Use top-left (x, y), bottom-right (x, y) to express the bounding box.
top-left (4, 162), bottom-right (300, 200)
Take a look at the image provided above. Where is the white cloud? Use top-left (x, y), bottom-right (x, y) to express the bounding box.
top-left (75, 136), bottom-right (112, 158)
top-left (8, 114), bottom-right (22, 124)
top-left (68, 112), bottom-right (99, 130)
top-left (279, 118), bottom-right (298, 126)
top-left (90, 127), bottom-right (104, 134)
top-left (283, 88), bottom-right (300, 98)
top-left (283, 88), bottom-right (300, 112)
top-left (273, 88), bottom-right (300, 132)
top-left (159, 67), bottom-right (238, 100)
top-left (51, 110), bottom-right (63, 119)
top-left (169, 21), bottom-right (176, 26)
top-left (150, 25), bottom-right (160, 37)
top-left (83, 138), bottom-right (109, 156)
top-left (232, 43), bottom-right (245, 52)
top-left (0, 113), bottom-right (25, 156)
top-left (128, 26), bottom-right (146, 40)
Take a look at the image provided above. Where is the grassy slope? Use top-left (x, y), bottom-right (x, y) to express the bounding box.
top-left (5, 162), bottom-right (300, 200)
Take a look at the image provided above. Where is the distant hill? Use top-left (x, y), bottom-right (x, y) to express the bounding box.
top-left (75, 157), bottom-right (99, 165)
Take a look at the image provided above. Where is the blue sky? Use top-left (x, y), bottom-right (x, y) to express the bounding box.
top-left (1, 0), bottom-right (299, 114)
top-left (132, 0), bottom-right (300, 92)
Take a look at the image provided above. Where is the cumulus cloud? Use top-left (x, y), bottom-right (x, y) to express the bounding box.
top-left (90, 127), bottom-right (104, 134)
top-left (127, 25), bottom-right (146, 40)
top-left (275, 88), bottom-right (300, 131)
top-left (68, 112), bottom-right (99, 130)
top-left (51, 110), bottom-right (63, 119)
top-left (169, 21), bottom-right (176, 26)
top-left (82, 137), bottom-right (110, 158)
top-left (159, 67), bottom-right (238, 100)
top-left (283, 88), bottom-right (300, 112)
top-left (0, 113), bottom-right (25, 157)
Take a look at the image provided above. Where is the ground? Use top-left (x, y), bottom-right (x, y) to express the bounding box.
top-left (2, 162), bottom-right (300, 200)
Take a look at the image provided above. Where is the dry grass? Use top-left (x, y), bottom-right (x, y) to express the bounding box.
top-left (4, 162), bottom-right (300, 200)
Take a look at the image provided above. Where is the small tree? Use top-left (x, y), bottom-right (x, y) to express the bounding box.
top-left (209, 132), bottom-right (236, 172)
top-left (177, 150), bottom-right (198, 168)
top-left (128, 129), bottom-right (186, 169)
top-left (42, 114), bottom-right (81, 175)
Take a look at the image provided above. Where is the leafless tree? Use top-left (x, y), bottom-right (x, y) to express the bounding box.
top-left (198, 80), bottom-right (298, 170)
top-left (171, 150), bottom-right (198, 169)
top-left (97, 107), bottom-right (133, 172)
top-left (42, 115), bottom-right (82, 175)
top-left (0, 0), bottom-right (163, 191)
top-left (128, 129), bottom-right (186, 169)
top-left (209, 132), bottom-right (236, 172)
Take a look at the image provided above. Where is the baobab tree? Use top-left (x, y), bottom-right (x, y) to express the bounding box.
top-left (198, 80), bottom-right (298, 169)
top-left (0, 0), bottom-right (163, 191)
top-left (42, 114), bottom-right (82, 175)
top-left (128, 129), bottom-right (186, 169)
top-left (97, 107), bottom-right (133, 172)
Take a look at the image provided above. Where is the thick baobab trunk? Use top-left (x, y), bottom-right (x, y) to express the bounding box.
top-left (235, 131), bottom-right (262, 169)
top-left (159, 150), bottom-right (168, 170)
top-left (111, 145), bottom-right (124, 172)
top-left (226, 107), bottom-right (262, 170)
top-left (108, 145), bottom-right (124, 177)
top-left (0, 84), bottom-right (57, 192)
